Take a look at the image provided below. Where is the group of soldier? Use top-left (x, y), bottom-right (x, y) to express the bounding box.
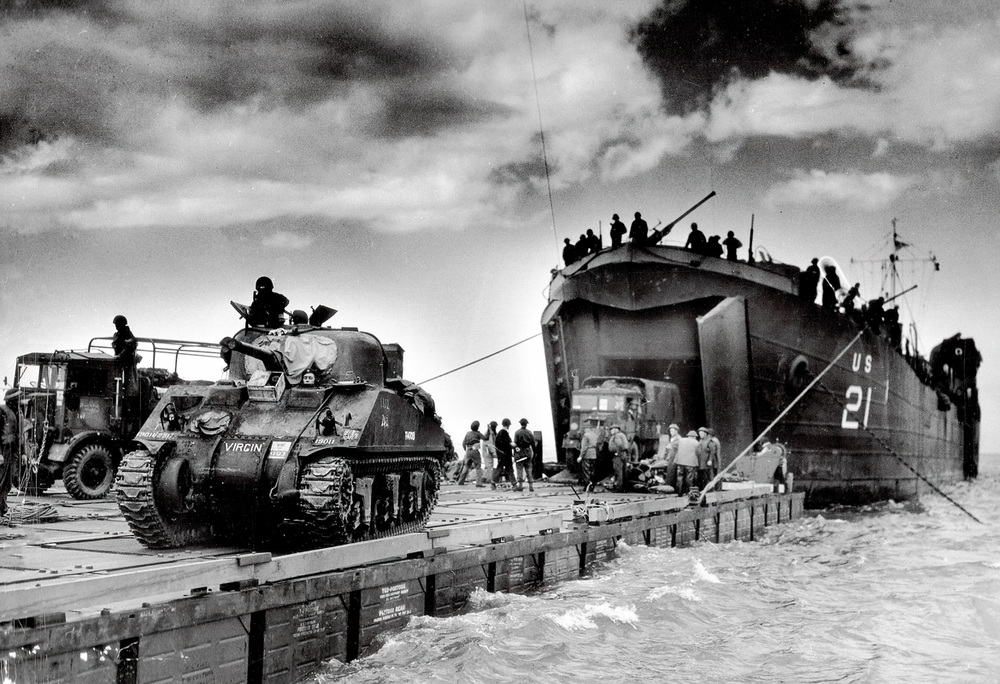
top-left (562, 212), bottom-right (745, 267)
top-left (576, 419), bottom-right (721, 497)
top-left (450, 418), bottom-right (538, 492)
top-left (799, 259), bottom-right (903, 349)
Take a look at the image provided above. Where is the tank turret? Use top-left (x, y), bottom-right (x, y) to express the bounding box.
top-left (115, 323), bottom-right (451, 550)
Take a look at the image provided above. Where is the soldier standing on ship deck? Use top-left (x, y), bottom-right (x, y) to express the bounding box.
top-left (609, 214), bottom-right (627, 248)
top-left (684, 223), bottom-right (707, 254)
top-left (629, 212), bottom-right (649, 246)
top-left (723, 231), bottom-right (742, 261)
top-left (821, 265), bottom-right (841, 312)
top-left (493, 418), bottom-right (519, 488)
top-left (585, 228), bottom-right (601, 253)
top-left (674, 430), bottom-right (700, 496)
top-left (800, 258), bottom-right (821, 302)
top-left (562, 238), bottom-right (579, 266)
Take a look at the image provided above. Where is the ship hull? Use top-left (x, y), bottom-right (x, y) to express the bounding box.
top-left (542, 245), bottom-right (978, 506)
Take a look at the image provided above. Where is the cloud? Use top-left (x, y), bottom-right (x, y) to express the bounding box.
top-left (631, 0), bottom-right (875, 115)
top-left (762, 169), bottom-right (919, 209)
top-left (698, 13), bottom-right (1000, 151)
top-left (261, 230), bottom-right (314, 250)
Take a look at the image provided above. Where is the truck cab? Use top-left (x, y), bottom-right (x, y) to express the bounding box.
top-left (561, 376), bottom-right (681, 468)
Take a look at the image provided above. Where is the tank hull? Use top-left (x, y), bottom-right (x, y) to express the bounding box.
top-left (542, 245), bottom-right (978, 506)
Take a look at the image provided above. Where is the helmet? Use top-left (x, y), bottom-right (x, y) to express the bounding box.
top-left (668, 423), bottom-right (679, 432)
top-left (255, 276), bottom-right (274, 290)
top-left (113, 314), bottom-right (127, 326)
top-left (687, 430), bottom-right (698, 438)
top-left (519, 418), bottom-right (528, 426)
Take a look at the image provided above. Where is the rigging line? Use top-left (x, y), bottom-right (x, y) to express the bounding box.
top-left (698, 328), bottom-right (866, 503)
top-left (418, 333), bottom-right (542, 385)
top-left (817, 381), bottom-right (982, 524)
top-left (522, 1), bottom-right (558, 250)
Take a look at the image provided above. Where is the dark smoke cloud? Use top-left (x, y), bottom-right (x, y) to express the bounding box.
top-left (0, 2), bottom-right (492, 152)
top-left (631, 0), bottom-right (877, 115)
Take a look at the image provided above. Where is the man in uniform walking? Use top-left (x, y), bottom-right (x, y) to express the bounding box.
top-left (513, 418), bottom-right (536, 492)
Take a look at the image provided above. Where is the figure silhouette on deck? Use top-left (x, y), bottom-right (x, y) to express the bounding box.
top-left (684, 222), bottom-right (707, 254)
top-left (609, 213), bottom-right (627, 248)
top-left (629, 212), bottom-right (649, 246)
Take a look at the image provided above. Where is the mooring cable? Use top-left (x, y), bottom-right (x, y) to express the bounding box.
top-left (817, 381), bottom-right (982, 524)
top-left (418, 333), bottom-right (541, 385)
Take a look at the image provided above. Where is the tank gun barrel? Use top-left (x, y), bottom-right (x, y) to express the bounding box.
top-left (220, 336), bottom-right (284, 372)
top-left (649, 190), bottom-right (717, 245)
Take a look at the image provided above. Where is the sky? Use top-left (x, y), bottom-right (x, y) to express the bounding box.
top-left (1, 0), bottom-right (999, 453)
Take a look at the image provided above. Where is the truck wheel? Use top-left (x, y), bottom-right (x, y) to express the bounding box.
top-left (64, 444), bottom-right (116, 500)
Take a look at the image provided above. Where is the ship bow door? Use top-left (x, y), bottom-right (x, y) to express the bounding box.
top-left (697, 297), bottom-right (755, 475)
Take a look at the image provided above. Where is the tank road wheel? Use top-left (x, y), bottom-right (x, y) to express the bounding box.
top-left (116, 450), bottom-right (211, 548)
top-left (63, 444), bottom-right (115, 500)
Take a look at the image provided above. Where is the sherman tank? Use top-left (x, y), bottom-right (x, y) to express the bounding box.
top-left (115, 318), bottom-right (452, 550)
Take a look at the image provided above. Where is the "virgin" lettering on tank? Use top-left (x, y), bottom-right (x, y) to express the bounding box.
top-left (224, 441), bottom-right (267, 453)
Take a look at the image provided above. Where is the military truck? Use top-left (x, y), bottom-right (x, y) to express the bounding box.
top-left (1, 338), bottom-right (218, 502)
top-left (560, 376), bottom-right (682, 473)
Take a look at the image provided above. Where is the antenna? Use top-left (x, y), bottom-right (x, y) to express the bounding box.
top-left (522, 1), bottom-right (558, 251)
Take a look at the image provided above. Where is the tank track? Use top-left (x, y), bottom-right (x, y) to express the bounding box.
top-left (278, 454), bottom-right (442, 550)
top-left (116, 450), bottom-right (212, 548)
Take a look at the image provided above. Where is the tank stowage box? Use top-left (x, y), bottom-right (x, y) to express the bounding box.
top-left (115, 325), bottom-right (452, 550)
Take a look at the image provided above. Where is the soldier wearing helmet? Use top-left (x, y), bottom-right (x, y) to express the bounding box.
top-left (247, 276), bottom-right (289, 329)
top-left (609, 213), bottom-right (627, 248)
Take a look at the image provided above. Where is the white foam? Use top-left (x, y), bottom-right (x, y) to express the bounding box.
top-left (550, 602), bottom-right (638, 631)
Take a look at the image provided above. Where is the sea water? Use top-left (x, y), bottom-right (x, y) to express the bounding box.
top-left (309, 456), bottom-right (1000, 683)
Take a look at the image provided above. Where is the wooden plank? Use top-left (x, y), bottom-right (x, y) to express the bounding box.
top-left (428, 513), bottom-right (565, 548)
top-left (0, 533), bottom-right (433, 620)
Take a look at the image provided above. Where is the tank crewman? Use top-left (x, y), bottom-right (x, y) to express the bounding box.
top-left (457, 420), bottom-right (486, 487)
top-left (290, 309), bottom-right (309, 325)
top-left (609, 213), bottom-right (627, 248)
top-left (247, 276), bottom-right (290, 329)
top-left (562, 237), bottom-right (579, 266)
top-left (821, 265), bottom-right (841, 312)
top-left (723, 230), bottom-right (742, 261)
top-left (674, 430), bottom-right (700, 496)
top-left (706, 235), bottom-right (724, 258)
top-left (513, 418), bottom-right (536, 492)
top-left (683, 222), bottom-right (707, 254)
top-left (608, 424), bottom-right (630, 492)
top-left (585, 228), bottom-right (602, 254)
top-left (629, 212), bottom-right (649, 246)
top-left (493, 418), bottom-right (519, 488)
top-left (800, 258), bottom-right (820, 302)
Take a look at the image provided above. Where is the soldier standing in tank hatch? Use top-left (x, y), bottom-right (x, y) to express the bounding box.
top-left (247, 276), bottom-right (289, 329)
top-left (629, 212), bottom-right (649, 246)
top-left (609, 213), bottom-right (627, 248)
